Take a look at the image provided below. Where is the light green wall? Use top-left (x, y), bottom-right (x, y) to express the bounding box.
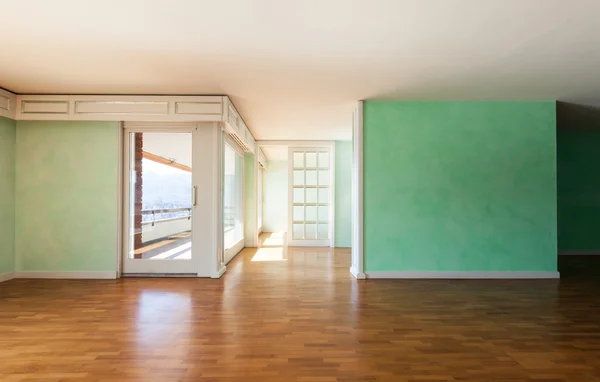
top-left (15, 121), bottom-right (119, 272)
top-left (364, 101), bottom-right (557, 272)
top-left (335, 141), bottom-right (352, 247)
top-left (263, 160), bottom-right (288, 233)
top-left (244, 153), bottom-right (257, 246)
top-left (557, 130), bottom-right (600, 251)
top-left (0, 116), bottom-right (16, 274)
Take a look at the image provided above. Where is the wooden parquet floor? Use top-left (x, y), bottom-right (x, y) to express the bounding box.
top-left (1, 242), bottom-right (599, 381)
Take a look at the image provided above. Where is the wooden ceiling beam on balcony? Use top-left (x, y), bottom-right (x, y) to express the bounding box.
top-left (142, 151), bottom-right (192, 172)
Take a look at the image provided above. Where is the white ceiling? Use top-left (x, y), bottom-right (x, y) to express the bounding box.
top-left (2, 0), bottom-right (600, 140)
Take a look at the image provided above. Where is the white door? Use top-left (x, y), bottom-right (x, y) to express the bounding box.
top-left (222, 138), bottom-right (245, 264)
top-left (288, 147), bottom-right (333, 246)
top-left (122, 127), bottom-right (200, 275)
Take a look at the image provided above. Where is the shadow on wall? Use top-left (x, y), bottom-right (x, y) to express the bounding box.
top-left (556, 101), bottom-right (600, 253)
top-left (557, 102), bottom-right (600, 131)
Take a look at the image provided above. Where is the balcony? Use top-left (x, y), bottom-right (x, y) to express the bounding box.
top-left (134, 206), bottom-right (237, 260)
top-left (135, 207), bottom-right (192, 260)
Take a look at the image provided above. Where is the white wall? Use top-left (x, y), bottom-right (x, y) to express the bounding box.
top-left (262, 160), bottom-right (288, 233)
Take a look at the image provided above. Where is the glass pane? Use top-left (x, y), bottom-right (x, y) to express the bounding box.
top-left (306, 170), bottom-right (317, 186)
top-left (293, 152), bottom-right (304, 168)
top-left (306, 152), bottom-right (317, 168)
top-left (318, 205), bottom-right (329, 222)
top-left (129, 132), bottom-right (193, 261)
top-left (306, 188), bottom-right (318, 204)
top-left (318, 169), bottom-right (329, 186)
top-left (257, 169), bottom-right (263, 228)
top-left (318, 224), bottom-right (329, 239)
top-left (306, 206), bottom-right (317, 221)
top-left (305, 224), bottom-right (317, 240)
top-left (293, 224), bottom-right (304, 240)
top-left (318, 152), bottom-right (329, 168)
top-left (293, 188), bottom-right (304, 203)
top-left (318, 188), bottom-right (329, 203)
top-left (293, 170), bottom-right (304, 186)
top-left (293, 206), bottom-right (304, 221)
top-left (224, 144), bottom-right (244, 251)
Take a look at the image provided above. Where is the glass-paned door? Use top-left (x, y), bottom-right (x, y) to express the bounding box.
top-left (257, 167), bottom-right (263, 233)
top-left (123, 130), bottom-right (199, 274)
top-left (288, 148), bottom-right (332, 246)
top-left (223, 141), bottom-right (244, 263)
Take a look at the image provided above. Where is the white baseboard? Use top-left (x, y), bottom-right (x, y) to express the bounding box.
top-left (0, 272), bottom-right (15, 283)
top-left (559, 251), bottom-right (600, 256)
top-left (350, 267), bottom-right (366, 279)
top-left (211, 266), bottom-right (227, 279)
top-left (365, 271), bottom-right (560, 279)
top-left (14, 271), bottom-right (118, 279)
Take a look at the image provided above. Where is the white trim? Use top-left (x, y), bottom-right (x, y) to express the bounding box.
top-left (201, 122), bottom-right (225, 277)
top-left (365, 271), bottom-right (560, 279)
top-left (350, 267), bottom-right (366, 279)
top-left (222, 97), bottom-right (256, 153)
top-left (14, 271), bottom-right (118, 279)
top-left (559, 251), bottom-right (600, 255)
top-left (0, 88), bottom-right (17, 119)
top-left (330, 144), bottom-right (336, 248)
top-left (0, 272), bottom-right (15, 283)
top-left (224, 133), bottom-right (246, 157)
top-left (116, 122), bottom-right (124, 278)
top-left (11, 94), bottom-right (258, 155)
top-left (350, 102), bottom-right (364, 279)
top-left (258, 140), bottom-right (335, 148)
top-left (224, 238), bottom-right (245, 265)
top-left (211, 265), bottom-right (227, 279)
top-left (15, 95), bottom-right (223, 121)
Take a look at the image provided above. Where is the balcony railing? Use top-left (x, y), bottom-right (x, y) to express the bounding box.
top-left (141, 207), bottom-right (192, 244)
top-left (141, 207), bottom-right (192, 226)
top-left (139, 207), bottom-right (237, 244)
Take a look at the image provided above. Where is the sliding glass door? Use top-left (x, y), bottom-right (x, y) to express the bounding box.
top-left (223, 139), bottom-right (244, 263)
top-left (123, 129), bottom-right (199, 275)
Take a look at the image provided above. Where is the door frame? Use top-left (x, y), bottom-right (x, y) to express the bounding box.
top-left (121, 124), bottom-right (200, 275)
top-left (222, 133), bottom-right (246, 264)
top-left (287, 145), bottom-right (335, 247)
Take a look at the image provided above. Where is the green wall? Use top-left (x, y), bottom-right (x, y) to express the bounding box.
top-left (364, 101), bottom-right (557, 272)
top-left (557, 130), bottom-right (600, 251)
top-left (0, 116), bottom-right (16, 274)
top-left (15, 121), bottom-right (119, 272)
top-left (335, 141), bottom-right (352, 247)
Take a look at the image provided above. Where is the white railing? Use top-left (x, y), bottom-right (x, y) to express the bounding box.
top-left (141, 207), bottom-right (192, 244)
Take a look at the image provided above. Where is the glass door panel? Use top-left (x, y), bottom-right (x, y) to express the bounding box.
top-left (223, 142), bottom-right (244, 263)
top-left (123, 131), bottom-right (198, 274)
top-left (288, 148), bottom-right (331, 246)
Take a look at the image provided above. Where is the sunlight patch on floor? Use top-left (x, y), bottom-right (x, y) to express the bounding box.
top-left (251, 247), bottom-right (287, 262)
top-left (261, 231), bottom-right (286, 247)
top-left (147, 242), bottom-right (191, 260)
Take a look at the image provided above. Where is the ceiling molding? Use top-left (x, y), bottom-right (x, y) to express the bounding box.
top-left (2, 92), bottom-right (258, 153)
top-left (257, 140), bottom-right (335, 147)
top-left (0, 88), bottom-right (17, 119)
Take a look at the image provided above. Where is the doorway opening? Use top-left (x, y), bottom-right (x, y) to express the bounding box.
top-left (258, 143), bottom-right (335, 248)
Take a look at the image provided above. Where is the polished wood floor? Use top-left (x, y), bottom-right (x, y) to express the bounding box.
top-left (1, 242), bottom-right (600, 381)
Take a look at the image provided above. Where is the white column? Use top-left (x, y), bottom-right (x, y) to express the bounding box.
top-left (350, 101), bottom-right (366, 279)
top-left (194, 122), bottom-right (225, 278)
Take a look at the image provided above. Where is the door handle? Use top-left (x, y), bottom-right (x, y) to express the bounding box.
top-left (192, 186), bottom-right (197, 207)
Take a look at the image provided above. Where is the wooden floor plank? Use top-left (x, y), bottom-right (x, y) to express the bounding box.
top-left (1, 243), bottom-right (599, 381)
